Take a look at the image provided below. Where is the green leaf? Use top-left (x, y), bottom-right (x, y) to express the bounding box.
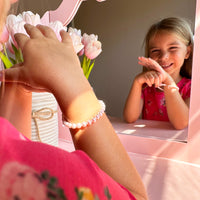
top-left (85, 61), bottom-right (95, 79)
top-left (86, 57), bottom-right (91, 67)
top-left (11, 43), bottom-right (23, 63)
top-left (75, 187), bottom-right (84, 200)
top-left (56, 188), bottom-right (67, 200)
top-left (104, 187), bottom-right (112, 200)
top-left (81, 55), bottom-right (87, 72)
top-left (49, 176), bottom-right (57, 187)
top-left (41, 170), bottom-right (50, 180)
top-left (80, 55), bottom-right (96, 80)
top-left (9, 56), bottom-right (16, 65)
top-left (0, 51), bottom-right (13, 69)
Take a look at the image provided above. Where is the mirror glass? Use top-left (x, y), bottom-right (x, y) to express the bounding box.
top-left (73, 0), bottom-right (196, 143)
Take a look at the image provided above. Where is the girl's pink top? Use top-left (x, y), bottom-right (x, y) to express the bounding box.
top-left (142, 77), bottom-right (191, 121)
top-left (0, 117), bottom-right (136, 200)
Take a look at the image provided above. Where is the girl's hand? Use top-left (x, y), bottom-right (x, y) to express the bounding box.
top-left (0, 24), bottom-right (87, 94)
top-left (138, 56), bottom-right (169, 84)
top-left (135, 70), bottom-right (162, 88)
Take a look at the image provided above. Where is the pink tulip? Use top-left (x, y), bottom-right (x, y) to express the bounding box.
top-left (6, 14), bottom-right (22, 33)
top-left (81, 33), bottom-right (97, 46)
top-left (78, 48), bottom-right (85, 56)
top-left (68, 27), bottom-right (84, 53)
top-left (48, 21), bottom-right (67, 41)
top-left (6, 14), bottom-right (26, 52)
top-left (9, 20), bottom-right (27, 51)
top-left (21, 11), bottom-right (41, 26)
top-left (82, 33), bottom-right (102, 59)
top-left (84, 40), bottom-right (102, 59)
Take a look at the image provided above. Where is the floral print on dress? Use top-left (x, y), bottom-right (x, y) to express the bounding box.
top-left (0, 162), bottom-right (112, 200)
top-left (147, 99), bottom-right (152, 106)
top-left (160, 97), bottom-right (166, 107)
top-left (158, 109), bottom-right (164, 116)
top-left (0, 162), bottom-right (47, 200)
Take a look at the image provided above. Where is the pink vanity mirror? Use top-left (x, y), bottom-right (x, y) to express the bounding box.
top-left (48, 0), bottom-right (200, 165)
top-left (108, 0), bottom-right (200, 164)
top-left (110, 0), bottom-right (200, 164)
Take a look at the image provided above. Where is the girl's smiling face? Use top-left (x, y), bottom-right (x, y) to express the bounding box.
top-left (148, 30), bottom-right (191, 82)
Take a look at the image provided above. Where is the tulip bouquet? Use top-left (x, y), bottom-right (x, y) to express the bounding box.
top-left (0, 11), bottom-right (102, 80)
top-left (67, 27), bottom-right (102, 79)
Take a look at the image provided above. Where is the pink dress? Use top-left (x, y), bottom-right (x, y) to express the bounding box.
top-left (0, 117), bottom-right (136, 200)
top-left (142, 77), bottom-right (191, 121)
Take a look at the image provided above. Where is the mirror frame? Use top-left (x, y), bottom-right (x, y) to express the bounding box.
top-left (49, 0), bottom-right (85, 26)
top-left (48, 0), bottom-right (200, 165)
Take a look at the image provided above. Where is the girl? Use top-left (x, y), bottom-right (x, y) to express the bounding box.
top-left (123, 17), bottom-right (193, 130)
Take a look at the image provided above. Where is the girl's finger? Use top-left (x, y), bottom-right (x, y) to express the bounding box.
top-left (154, 73), bottom-right (160, 88)
top-left (24, 24), bottom-right (44, 39)
top-left (158, 72), bottom-right (163, 85)
top-left (60, 31), bottom-right (72, 44)
top-left (14, 33), bottom-right (29, 50)
top-left (138, 57), bottom-right (154, 70)
top-left (145, 74), bottom-right (152, 87)
top-left (36, 24), bottom-right (58, 40)
top-left (149, 73), bottom-right (155, 85)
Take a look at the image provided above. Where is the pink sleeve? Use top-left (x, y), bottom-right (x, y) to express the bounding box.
top-left (0, 117), bottom-right (136, 200)
top-left (180, 80), bottom-right (191, 100)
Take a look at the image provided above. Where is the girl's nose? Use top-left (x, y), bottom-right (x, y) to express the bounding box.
top-left (159, 51), bottom-right (169, 60)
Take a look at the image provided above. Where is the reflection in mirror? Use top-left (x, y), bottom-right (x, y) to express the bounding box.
top-left (74, 0), bottom-right (196, 142)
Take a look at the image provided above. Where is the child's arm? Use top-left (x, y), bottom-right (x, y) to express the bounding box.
top-left (124, 68), bottom-right (161, 123)
top-left (123, 76), bottom-right (144, 123)
top-left (138, 57), bottom-right (189, 129)
top-left (163, 76), bottom-right (189, 129)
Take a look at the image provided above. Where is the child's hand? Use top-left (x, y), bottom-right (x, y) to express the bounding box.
top-left (138, 56), bottom-right (169, 84)
top-left (135, 70), bottom-right (162, 88)
top-left (1, 24), bottom-right (88, 95)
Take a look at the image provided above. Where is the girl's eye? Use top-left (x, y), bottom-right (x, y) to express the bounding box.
top-left (170, 46), bottom-right (178, 50)
top-left (151, 49), bottom-right (159, 54)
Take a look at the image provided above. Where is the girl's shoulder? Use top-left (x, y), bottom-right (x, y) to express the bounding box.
top-left (178, 77), bottom-right (191, 99)
top-left (178, 77), bottom-right (191, 83)
top-left (178, 77), bottom-right (191, 89)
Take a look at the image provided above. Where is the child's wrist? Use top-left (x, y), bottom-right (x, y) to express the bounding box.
top-left (62, 90), bottom-right (101, 124)
top-left (134, 78), bottom-right (144, 88)
top-left (162, 74), bottom-right (175, 85)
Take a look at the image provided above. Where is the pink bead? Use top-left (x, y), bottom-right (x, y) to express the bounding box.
top-left (62, 100), bottom-right (105, 129)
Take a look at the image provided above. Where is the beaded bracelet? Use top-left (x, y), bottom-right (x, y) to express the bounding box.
top-left (157, 84), bottom-right (179, 91)
top-left (62, 100), bottom-right (106, 129)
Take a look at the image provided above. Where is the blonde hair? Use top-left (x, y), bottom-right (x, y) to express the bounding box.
top-left (144, 17), bottom-right (194, 79)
